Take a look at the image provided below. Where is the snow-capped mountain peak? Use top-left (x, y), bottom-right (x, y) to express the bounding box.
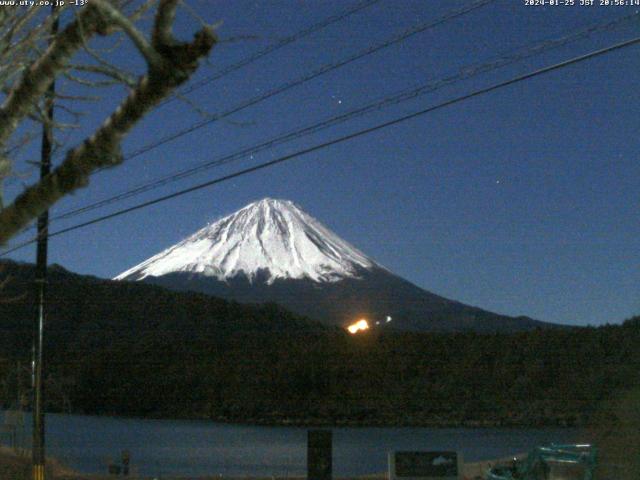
top-left (115, 198), bottom-right (377, 284)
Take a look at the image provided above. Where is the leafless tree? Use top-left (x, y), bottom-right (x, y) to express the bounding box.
top-left (0, 0), bottom-right (217, 245)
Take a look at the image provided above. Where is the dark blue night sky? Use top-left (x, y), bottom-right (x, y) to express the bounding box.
top-left (4, 0), bottom-right (639, 326)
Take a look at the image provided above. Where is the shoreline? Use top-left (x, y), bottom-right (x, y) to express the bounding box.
top-left (31, 409), bottom-right (582, 429)
top-left (0, 445), bottom-right (524, 480)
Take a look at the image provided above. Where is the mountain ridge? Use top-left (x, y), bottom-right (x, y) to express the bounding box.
top-left (116, 198), bottom-right (555, 333)
top-left (116, 198), bottom-right (377, 284)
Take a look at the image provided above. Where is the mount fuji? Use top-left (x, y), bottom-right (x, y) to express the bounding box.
top-left (115, 198), bottom-right (550, 332)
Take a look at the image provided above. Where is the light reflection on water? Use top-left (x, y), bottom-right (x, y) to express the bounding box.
top-left (0, 411), bottom-right (580, 477)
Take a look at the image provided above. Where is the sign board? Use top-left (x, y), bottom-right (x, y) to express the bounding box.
top-left (389, 451), bottom-right (462, 480)
top-left (308, 430), bottom-right (332, 480)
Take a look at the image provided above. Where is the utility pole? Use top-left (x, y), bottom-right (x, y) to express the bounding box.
top-left (33, 7), bottom-right (58, 480)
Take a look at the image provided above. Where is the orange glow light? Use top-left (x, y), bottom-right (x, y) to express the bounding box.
top-left (347, 319), bottom-right (370, 334)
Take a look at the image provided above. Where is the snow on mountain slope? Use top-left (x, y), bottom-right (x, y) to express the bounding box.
top-left (115, 198), bottom-right (378, 284)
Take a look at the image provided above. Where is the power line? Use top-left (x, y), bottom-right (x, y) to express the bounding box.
top-left (3, 34), bottom-right (639, 257)
top-left (46, 11), bottom-right (640, 224)
top-left (98, 0), bottom-right (496, 170)
top-left (0, 0), bottom-right (499, 246)
top-left (163, 0), bottom-right (385, 105)
top-left (48, 0), bottom-right (383, 167)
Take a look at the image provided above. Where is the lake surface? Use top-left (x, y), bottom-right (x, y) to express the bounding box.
top-left (0, 411), bottom-right (581, 477)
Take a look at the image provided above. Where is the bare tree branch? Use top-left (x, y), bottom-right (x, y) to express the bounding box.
top-left (71, 63), bottom-right (137, 87)
top-left (0, 3), bottom-right (217, 244)
top-left (54, 92), bottom-right (101, 102)
top-left (0, 4), bottom-right (110, 149)
top-left (92, 0), bottom-right (163, 67)
top-left (152, 0), bottom-right (179, 49)
top-left (128, 0), bottom-right (158, 23)
top-left (63, 69), bottom-right (126, 89)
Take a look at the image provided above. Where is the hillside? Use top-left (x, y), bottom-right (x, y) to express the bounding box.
top-left (0, 259), bottom-right (326, 359)
top-left (1, 260), bottom-right (638, 427)
top-left (116, 198), bottom-right (554, 333)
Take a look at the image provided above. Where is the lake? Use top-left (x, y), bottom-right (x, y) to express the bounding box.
top-left (0, 411), bottom-right (581, 477)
